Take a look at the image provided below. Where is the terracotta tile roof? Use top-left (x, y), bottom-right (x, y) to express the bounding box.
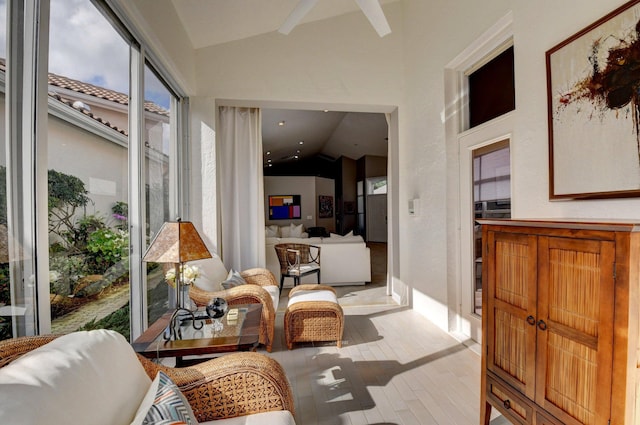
top-left (0, 58), bottom-right (170, 137)
top-left (48, 90), bottom-right (129, 136)
top-left (47, 72), bottom-right (170, 117)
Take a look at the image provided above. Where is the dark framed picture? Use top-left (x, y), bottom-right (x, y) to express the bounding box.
top-left (344, 201), bottom-right (356, 215)
top-left (318, 195), bottom-right (334, 218)
top-left (546, 0), bottom-right (640, 199)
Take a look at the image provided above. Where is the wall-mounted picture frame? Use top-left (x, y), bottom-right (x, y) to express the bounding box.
top-left (268, 194), bottom-right (301, 220)
top-left (318, 195), bottom-right (334, 218)
top-left (344, 201), bottom-right (356, 215)
top-left (547, 0), bottom-right (640, 199)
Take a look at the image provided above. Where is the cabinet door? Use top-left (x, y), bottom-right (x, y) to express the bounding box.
top-left (486, 231), bottom-right (538, 400)
top-left (535, 237), bottom-right (614, 425)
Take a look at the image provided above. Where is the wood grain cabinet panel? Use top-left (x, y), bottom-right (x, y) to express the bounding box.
top-left (480, 220), bottom-right (640, 425)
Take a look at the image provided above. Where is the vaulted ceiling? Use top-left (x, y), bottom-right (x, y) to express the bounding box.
top-left (170, 0), bottom-right (394, 167)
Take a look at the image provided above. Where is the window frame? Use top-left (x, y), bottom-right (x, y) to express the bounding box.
top-left (4, 0), bottom-right (190, 340)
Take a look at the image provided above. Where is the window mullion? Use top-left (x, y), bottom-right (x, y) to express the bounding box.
top-left (128, 45), bottom-right (145, 340)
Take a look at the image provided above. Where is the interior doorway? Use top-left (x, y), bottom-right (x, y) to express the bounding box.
top-left (366, 176), bottom-right (388, 243)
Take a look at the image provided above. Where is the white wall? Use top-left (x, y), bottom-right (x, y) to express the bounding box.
top-left (130, 0), bottom-right (640, 336)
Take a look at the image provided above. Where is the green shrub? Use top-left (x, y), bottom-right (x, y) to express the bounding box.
top-left (85, 228), bottom-right (129, 273)
top-left (77, 304), bottom-right (130, 340)
top-left (49, 254), bottom-right (90, 296)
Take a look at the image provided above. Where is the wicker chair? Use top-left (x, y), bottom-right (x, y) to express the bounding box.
top-left (189, 267), bottom-right (278, 352)
top-left (274, 243), bottom-right (321, 293)
top-left (0, 334), bottom-right (295, 423)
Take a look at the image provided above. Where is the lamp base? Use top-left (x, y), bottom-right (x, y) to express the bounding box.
top-left (163, 307), bottom-right (203, 340)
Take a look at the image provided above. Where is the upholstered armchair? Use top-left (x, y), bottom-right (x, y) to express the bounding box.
top-left (189, 267), bottom-right (279, 352)
top-left (0, 333), bottom-right (295, 423)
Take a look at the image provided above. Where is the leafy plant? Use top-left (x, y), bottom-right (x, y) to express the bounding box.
top-left (77, 304), bottom-right (130, 340)
top-left (49, 254), bottom-right (90, 297)
top-left (111, 201), bottom-right (128, 230)
top-left (48, 169), bottom-right (91, 246)
top-left (85, 228), bottom-right (129, 273)
top-left (68, 215), bottom-right (107, 252)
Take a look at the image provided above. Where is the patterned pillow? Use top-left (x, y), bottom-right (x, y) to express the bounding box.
top-left (131, 371), bottom-right (196, 425)
top-left (221, 269), bottom-right (247, 290)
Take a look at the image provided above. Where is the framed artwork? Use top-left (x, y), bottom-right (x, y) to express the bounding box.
top-left (318, 195), bottom-right (334, 218)
top-left (547, 0), bottom-right (640, 199)
top-left (344, 201), bottom-right (356, 215)
top-left (268, 195), bottom-right (301, 220)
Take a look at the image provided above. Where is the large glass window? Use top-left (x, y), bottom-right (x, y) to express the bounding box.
top-left (47, 0), bottom-right (131, 338)
top-left (0, 0), bottom-right (12, 339)
top-left (143, 64), bottom-right (176, 326)
top-left (0, 0), bottom-right (187, 342)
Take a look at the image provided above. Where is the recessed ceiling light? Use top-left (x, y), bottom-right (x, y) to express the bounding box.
top-left (323, 109), bottom-right (329, 113)
top-left (278, 121), bottom-right (285, 126)
top-left (299, 141), bottom-right (304, 145)
top-left (268, 163), bottom-right (273, 167)
top-left (296, 149), bottom-right (301, 153)
top-left (294, 155), bottom-right (299, 159)
top-left (266, 151), bottom-right (271, 155)
top-left (267, 159), bottom-right (272, 163)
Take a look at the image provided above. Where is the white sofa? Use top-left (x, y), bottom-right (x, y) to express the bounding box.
top-left (266, 230), bottom-right (372, 286)
top-left (0, 329), bottom-right (296, 425)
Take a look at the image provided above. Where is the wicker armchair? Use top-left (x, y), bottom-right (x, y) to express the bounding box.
top-left (274, 243), bottom-right (321, 293)
top-left (189, 267), bottom-right (278, 352)
top-left (0, 334), bottom-right (294, 423)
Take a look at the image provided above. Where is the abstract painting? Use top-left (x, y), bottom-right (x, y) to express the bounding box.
top-left (547, 0), bottom-right (640, 199)
top-left (319, 196), bottom-right (334, 218)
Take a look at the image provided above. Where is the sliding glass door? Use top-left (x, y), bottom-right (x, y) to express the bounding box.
top-left (0, 0), bottom-right (188, 342)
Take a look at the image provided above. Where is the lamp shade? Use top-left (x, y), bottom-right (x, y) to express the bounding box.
top-left (142, 220), bottom-right (212, 264)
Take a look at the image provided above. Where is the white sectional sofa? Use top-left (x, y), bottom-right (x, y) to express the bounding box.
top-left (265, 225), bottom-right (371, 286)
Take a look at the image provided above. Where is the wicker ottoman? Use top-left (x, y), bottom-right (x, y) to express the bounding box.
top-left (284, 284), bottom-right (344, 349)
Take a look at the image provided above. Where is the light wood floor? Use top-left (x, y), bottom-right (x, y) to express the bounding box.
top-left (265, 281), bottom-right (507, 425)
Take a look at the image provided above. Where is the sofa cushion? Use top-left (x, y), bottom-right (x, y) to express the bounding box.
top-left (265, 225), bottom-right (279, 238)
top-left (191, 256), bottom-right (228, 292)
top-left (0, 329), bottom-right (151, 425)
top-left (289, 223), bottom-right (304, 238)
top-left (279, 225), bottom-right (291, 237)
top-left (288, 288), bottom-right (338, 306)
top-left (200, 410), bottom-right (296, 425)
top-left (131, 371), bottom-right (197, 425)
top-left (263, 284), bottom-right (280, 310)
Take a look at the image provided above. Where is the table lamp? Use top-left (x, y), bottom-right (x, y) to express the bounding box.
top-left (142, 218), bottom-right (212, 340)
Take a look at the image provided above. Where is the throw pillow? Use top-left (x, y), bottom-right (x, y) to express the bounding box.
top-left (265, 225), bottom-right (279, 238)
top-left (131, 371), bottom-right (196, 425)
top-left (190, 257), bottom-right (228, 292)
top-left (221, 269), bottom-right (247, 290)
top-left (290, 223), bottom-right (304, 238)
top-left (345, 230), bottom-right (354, 237)
top-left (280, 225), bottom-right (291, 237)
top-left (329, 232), bottom-right (342, 238)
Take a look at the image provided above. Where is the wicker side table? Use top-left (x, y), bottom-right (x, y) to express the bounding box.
top-left (284, 284), bottom-right (344, 349)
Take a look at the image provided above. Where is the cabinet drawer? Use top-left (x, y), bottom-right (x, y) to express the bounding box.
top-left (487, 374), bottom-right (534, 425)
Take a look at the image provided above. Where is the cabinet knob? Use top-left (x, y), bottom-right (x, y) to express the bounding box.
top-left (537, 320), bottom-right (547, 331)
top-left (503, 399), bottom-right (511, 410)
top-left (526, 315), bottom-right (536, 326)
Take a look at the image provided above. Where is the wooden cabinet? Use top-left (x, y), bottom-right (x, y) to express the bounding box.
top-left (479, 220), bottom-right (640, 425)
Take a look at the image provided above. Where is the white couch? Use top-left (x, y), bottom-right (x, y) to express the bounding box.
top-left (0, 329), bottom-right (296, 425)
top-left (266, 231), bottom-right (372, 286)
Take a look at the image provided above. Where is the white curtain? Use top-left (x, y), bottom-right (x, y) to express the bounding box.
top-left (218, 106), bottom-right (266, 271)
